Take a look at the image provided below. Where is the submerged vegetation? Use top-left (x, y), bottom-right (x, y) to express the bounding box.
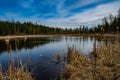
top-left (62, 41), bottom-right (120, 80)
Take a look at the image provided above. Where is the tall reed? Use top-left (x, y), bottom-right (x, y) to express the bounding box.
top-left (62, 41), bottom-right (120, 80)
top-left (0, 60), bottom-right (33, 80)
top-left (0, 39), bottom-right (33, 80)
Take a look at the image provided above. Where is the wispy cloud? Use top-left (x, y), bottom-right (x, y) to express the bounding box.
top-left (35, 0), bottom-right (120, 28)
top-left (68, 0), bottom-right (120, 27)
top-left (0, 0), bottom-right (120, 28)
top-left (66, 0), bottom-right (99, 10)
top-left (18, 0), bottom-right (34, 9)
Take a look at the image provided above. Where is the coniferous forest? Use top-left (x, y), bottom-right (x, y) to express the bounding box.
top-left (0, 9), bottom-right (120, 36)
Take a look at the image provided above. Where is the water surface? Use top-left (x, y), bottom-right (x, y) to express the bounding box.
top-left (0, 36), bottom-right (114, 80)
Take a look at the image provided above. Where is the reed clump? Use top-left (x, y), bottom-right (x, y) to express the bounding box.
top-left (0, 60), bottom-right (33, 80)
top-left (62, 41), bottom-right (120, 80)
top-left (55, 53), bottom-right (61, 61)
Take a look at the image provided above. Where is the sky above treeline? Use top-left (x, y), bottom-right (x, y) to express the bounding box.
top-left (0, 0), bottom-right (120, 28)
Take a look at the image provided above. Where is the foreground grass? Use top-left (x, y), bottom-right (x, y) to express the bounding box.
top-left (0, 60), bottom-right (33, 80)
top-left (62, 41), bottom-right (120, 80)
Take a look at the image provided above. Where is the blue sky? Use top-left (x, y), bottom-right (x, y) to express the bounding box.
top-left (0, 0), bottom-right (120, 28)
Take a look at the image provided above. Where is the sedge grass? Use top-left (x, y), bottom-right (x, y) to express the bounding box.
top-left (0, 60), bottom-right (33, 80)
top-left (62, 41), bottom-right (120, 80)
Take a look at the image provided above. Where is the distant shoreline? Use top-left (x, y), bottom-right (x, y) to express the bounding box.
top-left (0, 34), bottom-right (119, 40)
top-left (0, 35), bottom-right (56, 40)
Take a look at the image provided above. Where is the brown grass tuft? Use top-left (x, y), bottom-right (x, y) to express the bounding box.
top-left (62, 41), bottom-right (120, 80)
top-left (0, 60), bottom-right (33, 80)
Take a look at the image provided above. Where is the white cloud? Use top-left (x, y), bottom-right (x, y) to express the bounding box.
top-left (36, 0), bottom-right (120, 28)
top-left (1, 0), bottom-right (120, 28)
top-left (67, 0), bottom-right (99, 10)
top-left (68, 0), bottom-right (120, 27)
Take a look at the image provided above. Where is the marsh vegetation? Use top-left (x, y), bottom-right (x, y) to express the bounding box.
top-left (62, 40), bottom-right (120, 80)
top-left (0, 60), bottom-right (32, 80)
top-left (0, 36), bottom-right (119, 80)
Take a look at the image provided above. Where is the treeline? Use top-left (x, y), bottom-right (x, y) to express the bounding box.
top-left (0, 38), bottom-right (53, 53)
top-left (68, 9), bottom-right (120, 34)
top-left (0, 9), bottom-right (120, 35)
top-left (0, 21), bottom-right (65, 35)
top-left (89, 9), bottom-right (120, 34)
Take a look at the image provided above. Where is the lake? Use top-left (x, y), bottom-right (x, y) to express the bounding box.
top-left (0, 36), bottom-right (115, 80)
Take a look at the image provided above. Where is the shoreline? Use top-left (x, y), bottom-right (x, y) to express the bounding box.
top-left (0, 34), bottom-right (119, 40)
top-left (0, 35), bottom-right (56, 40)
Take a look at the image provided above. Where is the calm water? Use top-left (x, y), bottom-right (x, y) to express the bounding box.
top-left (0, 36), bottom-right (114, 80)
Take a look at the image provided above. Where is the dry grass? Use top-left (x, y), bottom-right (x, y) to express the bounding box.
top-left (62, 41), bottom-right (120, 80)
top-left (0, 60), bottom-right (33, 80)
top-left (55, 53), bottom-right (61, 61)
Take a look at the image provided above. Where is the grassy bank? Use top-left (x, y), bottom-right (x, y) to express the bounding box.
top-left (62, 41), bottom-right (120, 80)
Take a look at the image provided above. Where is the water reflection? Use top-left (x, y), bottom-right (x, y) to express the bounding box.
top-left (0, 37), bottom-right (60, 53)
top-left (0, 36), bottom-right (117, 80)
